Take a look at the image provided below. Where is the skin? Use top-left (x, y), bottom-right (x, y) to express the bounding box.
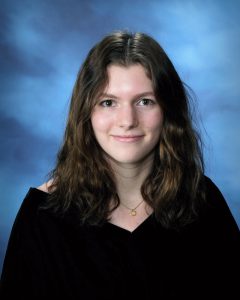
top-left (91, 64), bottom-right (163, 167)
top-left (91, 64), bottom-right (164, 231)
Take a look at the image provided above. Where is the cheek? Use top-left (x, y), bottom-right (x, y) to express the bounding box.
top-left (144, 110), bottom-right (163, 133)
top-left (91, 112), bottom-right (112, 133)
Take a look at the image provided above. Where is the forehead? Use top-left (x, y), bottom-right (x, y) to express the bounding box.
top-left (106, 63), bottom-right (149, 77)
top-left (104, 64), bottom-right (153, 92)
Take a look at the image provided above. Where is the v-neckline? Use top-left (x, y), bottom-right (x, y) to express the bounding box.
top-left (106, 212), bottom-right (154, 235)
top-left (31, 187), bottom-right (155, 235)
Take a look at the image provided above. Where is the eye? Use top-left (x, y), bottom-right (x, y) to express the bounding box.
top-left (138, 98), bottom-right (155, 106)
top-left (99, 99), bottom-right (115, 107)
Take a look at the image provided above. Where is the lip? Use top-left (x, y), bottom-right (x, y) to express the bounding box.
top-left (111, 135), bottom-right (144, 142)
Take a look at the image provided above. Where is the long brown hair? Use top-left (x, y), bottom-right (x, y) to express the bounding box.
top-left (46, 30), bottom-right (205, 229)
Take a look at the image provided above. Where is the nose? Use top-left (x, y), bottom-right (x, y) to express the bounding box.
top-left (117, 105), bottom-right (138, 129)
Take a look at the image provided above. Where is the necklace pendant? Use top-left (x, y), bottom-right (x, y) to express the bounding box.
top-left (130, 209), bottom-right (137, 216)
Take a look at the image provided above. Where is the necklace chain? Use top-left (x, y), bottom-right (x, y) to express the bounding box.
top-left (120, 200), bottom-right (144, 216)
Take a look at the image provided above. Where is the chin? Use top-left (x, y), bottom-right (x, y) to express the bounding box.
top-left (110, 153), bottom-right (153, 165)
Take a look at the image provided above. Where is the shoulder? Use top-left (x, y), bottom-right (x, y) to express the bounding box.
top-left (203, 175), bottom-right (223, 194)
top-left (201, 175), bottom-right (239, 232)
top-left (17, 187), bottom-right (49, 219)
top-left (3, 187), bottom-right (51, 249)
top-left (37, 179), bottom-right (54, 193)
top-left (203, 175), bottom-right (230, 210)
top-left (13, 184), bottom-right (53, 229)
top-left (17, 179), bottom-right (58, 226)
top-left (202, 175), bottom-right (228, 210)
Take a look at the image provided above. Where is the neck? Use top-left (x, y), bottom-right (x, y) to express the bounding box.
top-left (109, 154), bottom-right (154, 207)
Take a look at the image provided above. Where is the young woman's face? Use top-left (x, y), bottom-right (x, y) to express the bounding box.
top-left (91, 64), bottom-right (163, 166)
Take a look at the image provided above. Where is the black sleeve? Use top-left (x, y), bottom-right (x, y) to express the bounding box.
top-left (199, 176), bottom-right (240, 298)
top-left (204, 176), bottom-right (239, 237)
top-left (0, 190), bottom-right (51, 299)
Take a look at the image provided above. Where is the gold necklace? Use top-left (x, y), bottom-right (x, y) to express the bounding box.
top-left (120, 200), bottom-right (144, 216)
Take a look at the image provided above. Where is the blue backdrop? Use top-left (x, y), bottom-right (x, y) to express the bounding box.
top-left (1, 0), bottom-right (240, 274)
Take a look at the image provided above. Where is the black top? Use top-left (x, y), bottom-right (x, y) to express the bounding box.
top-left (0, 176), bottom-right (239, 300)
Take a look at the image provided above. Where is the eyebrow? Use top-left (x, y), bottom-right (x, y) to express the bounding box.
top-left (99, 92), bottom-right (155, 99)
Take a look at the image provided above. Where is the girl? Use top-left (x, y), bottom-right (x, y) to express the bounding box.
top-left (1, 31), bottom-right (239, 299)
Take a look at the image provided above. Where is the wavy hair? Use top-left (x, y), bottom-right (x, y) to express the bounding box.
top-left (46, 31), bottom-right (206, 229)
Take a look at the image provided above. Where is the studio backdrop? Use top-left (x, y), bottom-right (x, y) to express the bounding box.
top-left (1, 0), bottom-right (240, 274)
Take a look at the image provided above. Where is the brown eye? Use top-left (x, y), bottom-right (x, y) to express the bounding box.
top-left (100, 99), bottom-right (113, 107)
top-left (138, 98), bottom-right (154, 106)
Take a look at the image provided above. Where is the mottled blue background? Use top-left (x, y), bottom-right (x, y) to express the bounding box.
top-left (1, 0), bottom-right (240, 274)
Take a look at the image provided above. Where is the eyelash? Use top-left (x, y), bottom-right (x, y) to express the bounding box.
top-left (138, 98), bottom-right (155, 106)
top-left (99, 98), bottom-right (155, 107)
top-left (99, 99), bottom-right (114, 107)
